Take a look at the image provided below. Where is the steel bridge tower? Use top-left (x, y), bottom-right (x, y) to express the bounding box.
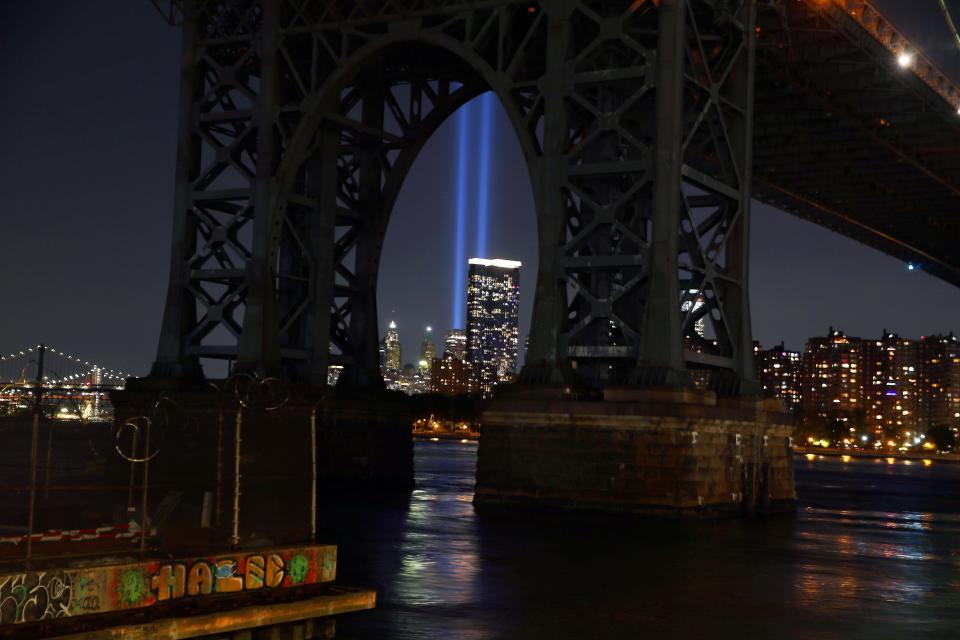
top-left (153, 0), bottom-right (758, 393)
top-left (144, 0), bottom-right (795, 520)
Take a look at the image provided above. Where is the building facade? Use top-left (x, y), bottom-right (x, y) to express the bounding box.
top-left (420, 327), bottom-right (437, 370)
top-left (863, 331), bottom-right (920, 441)
top-left (802, 329), bottom-right (865, 434)
top-left (383, 321), bottom-right (401, 372)
top-left (466, 258), bottom-right (521, 396)
top-left (443, 329), bottom-right (467, 361)
top-left (919, 334), bottom-right (960, 433)
top-left (431, 354), bottom-right (476, 396)
top-left (755, 343), bottom-right (802, 415)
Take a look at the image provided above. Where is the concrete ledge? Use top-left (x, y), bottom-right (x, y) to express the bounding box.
top-left (47, 586), bottom-right (375, 640)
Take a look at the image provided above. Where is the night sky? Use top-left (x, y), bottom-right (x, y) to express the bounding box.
top-left (2, 1), bottom-right (959, 376)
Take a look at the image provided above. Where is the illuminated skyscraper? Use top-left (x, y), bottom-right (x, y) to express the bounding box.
top-left (466, 258), bottom-right (520, 396)
top-left (420, 326), bottom-right (437, 370)
top-left (384, 321), bottom-right (401, 372)
top-left (443, 329), bottom-right (467, 361)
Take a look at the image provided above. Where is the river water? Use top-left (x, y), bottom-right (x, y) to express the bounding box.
top-left (319, 441), bottom-right (960, 639)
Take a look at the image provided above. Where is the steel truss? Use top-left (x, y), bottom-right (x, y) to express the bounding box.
top-left (153, 0), bottom-right (759, 391)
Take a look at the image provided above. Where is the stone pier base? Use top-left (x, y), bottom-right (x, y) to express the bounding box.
top-left (474, 388), bottom-right (796, 517)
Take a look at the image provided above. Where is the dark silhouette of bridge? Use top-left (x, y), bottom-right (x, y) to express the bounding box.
top-left (127, 0), bottom-right (960, 529)
top-left (145, 0), bottom-right (960, 389)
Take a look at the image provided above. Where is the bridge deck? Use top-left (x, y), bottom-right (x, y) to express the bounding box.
top-left (755, 0), bottom-right (960, 286)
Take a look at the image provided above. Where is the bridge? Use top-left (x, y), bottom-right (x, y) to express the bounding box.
top-left (0, 344), bottom-right (131, 388)
top-left (132, 0), bottom-right (960, 524)
top-left (5, 0), bottom-right (960, 637)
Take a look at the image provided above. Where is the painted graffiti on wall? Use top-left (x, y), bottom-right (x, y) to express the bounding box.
top-left (0, 544), bottom-right (336, 626)
top-left (0, 571), bottom-right (74, 623)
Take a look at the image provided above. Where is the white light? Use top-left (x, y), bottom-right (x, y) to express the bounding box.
top-left (897, 52), bottom-right (913, 68)
top-left (861, 435), bottom-right (869, 442)
top-left (468, 258), bottom-right (522, 269)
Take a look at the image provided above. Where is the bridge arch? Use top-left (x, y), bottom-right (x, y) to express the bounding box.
top-left (153, 1), bottom-right (761, 392)
top-left (270, 32), bottom-right (546, 385)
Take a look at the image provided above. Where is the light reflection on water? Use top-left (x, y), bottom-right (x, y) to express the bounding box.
top-left (319, 443), bottom-right (960, 639)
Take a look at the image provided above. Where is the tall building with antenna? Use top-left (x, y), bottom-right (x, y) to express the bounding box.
top-left (383, 321), bottom-right (401, 372)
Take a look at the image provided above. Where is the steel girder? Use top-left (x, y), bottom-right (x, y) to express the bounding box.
top-left (152, 0), bottom-right (759, 390)
top-left (754, 0), bottom-right (960, 287)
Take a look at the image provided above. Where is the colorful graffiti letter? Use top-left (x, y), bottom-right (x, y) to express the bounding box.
top-left (186, 563), bottom-right (213, 596)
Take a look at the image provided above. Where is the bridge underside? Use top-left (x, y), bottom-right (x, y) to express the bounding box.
top-left (754, 0), bottom-right (960, 286)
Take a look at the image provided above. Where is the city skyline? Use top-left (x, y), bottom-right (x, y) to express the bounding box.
top-left (2, 2), bottom-right (960, 378)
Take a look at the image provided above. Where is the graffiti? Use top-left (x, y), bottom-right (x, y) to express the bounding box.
top-left (117, 568), bottom-right (149, 607)
top-left (71, 577), bottom-right (100, 613)
top-left (0, 545), bottom-right (335, 627)
top-left (288, 554), bottom-right (309, 585)
top-left (0, 571), bottom-right (74, 624)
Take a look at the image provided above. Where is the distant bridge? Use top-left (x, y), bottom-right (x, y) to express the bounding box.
top-left (0, 345), bottom-right (131, 387)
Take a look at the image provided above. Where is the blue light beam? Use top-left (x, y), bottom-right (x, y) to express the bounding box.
top-left (475, 93), bottom-right (494, 259)
top-left (452, 103), bottom-right (470, 328)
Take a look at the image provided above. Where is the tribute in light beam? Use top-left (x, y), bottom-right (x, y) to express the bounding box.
top-left (452, 103), bottom-right (470, 329)
top-left (475, 93), bottom-right (494, 259)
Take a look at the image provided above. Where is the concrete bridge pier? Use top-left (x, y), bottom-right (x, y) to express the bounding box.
top-left (474, 387), bottom-right (796, 517)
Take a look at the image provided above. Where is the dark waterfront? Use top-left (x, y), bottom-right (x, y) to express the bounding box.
top-left (320, 441), bottom-right (960, 639)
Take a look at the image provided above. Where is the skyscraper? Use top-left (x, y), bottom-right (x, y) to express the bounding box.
top-left (420, 326), bottom-right (437, 370)
top-left (443, 329), bottom-right (467, 361)
top-left (384, 320), bottom-right (401, 372)
top-left (466, 258), bottom-right (521, 396)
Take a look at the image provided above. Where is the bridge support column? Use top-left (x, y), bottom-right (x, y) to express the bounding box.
top-left (476, 0), bottom-right (793, 517)
top-left (474, 390), bottom-right (796, 517)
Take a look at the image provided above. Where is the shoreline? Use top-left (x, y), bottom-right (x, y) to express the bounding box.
top-left (793, 447), bottom-right (960, 464)
top-left (413, 432), bottom-right (479, 442)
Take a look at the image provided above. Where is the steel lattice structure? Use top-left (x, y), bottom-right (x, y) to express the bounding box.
top-left (150, 0), bottom-right (960, 391)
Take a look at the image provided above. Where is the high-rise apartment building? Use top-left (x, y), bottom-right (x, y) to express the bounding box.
top-left (466, 258), bottom-right (521, 396)
top-left (863, 331), bottom-right (919, 439)
top-left (755, 343), bottom-right (802, 415)
top-left (383, 321), bottom-right (401, 372)
top-left (919, 334), bottom-right (960, 433)
top-left (802, 329), bottom-right (865, 432)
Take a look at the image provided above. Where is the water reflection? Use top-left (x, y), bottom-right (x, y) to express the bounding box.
top-left (325, 443), bottom-right (960, 639)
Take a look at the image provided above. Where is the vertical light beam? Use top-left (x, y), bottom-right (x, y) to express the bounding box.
top-left (475, 93), bottom-right (493, 259)
top-left (452, 103), bottom-right (470, 328)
